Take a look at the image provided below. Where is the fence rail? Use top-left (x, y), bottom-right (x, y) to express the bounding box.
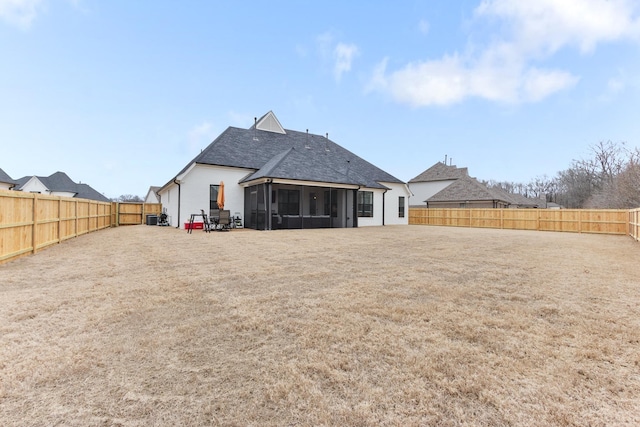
top-left (0, 190), bottom-right (162, 263)
top-left (410, 207), bottom-right (634, 237)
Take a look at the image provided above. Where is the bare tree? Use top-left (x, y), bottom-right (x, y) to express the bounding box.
top-left (117, 194), bottom-right (143, 202)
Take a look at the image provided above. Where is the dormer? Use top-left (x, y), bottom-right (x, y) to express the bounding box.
top-left (254, 111), bottom-right (286, 134)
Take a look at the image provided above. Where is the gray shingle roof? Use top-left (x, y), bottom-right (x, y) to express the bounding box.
top-left (409, 162), bottom-right (468, 183)
top-left (38, 171), bottom-right (78, 193)
top-left (426, 175), bottom-right (511, 203)
top-left (14, 171), bottom-right (110, 202)
top-left (0, 168), bottom-right (16, 185)
top-left (171, 117), bottom-right (403, 189)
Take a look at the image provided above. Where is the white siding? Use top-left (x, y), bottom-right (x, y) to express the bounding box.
top-left (408, 180), bottom-right (456, 206)
top-left (160, 164), bottom-right (253, 229)
top-left (381, 182), bottom-right (411, 226)
top-left (0, 183), bottom-right (13, 190)
top-left (19, 177), bottom-right (49, 194)
top-left (145, 189), bottom-right (159, 203)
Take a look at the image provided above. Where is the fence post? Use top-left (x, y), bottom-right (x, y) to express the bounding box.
top-left (58, 197), bottom-right (62, 244)
top-left (578, 210), bottom-right (582, 234)
top-left (31, 194), bottom-right (38, 255)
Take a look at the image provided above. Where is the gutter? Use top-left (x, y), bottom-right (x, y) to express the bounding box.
top-left (173, 179), bottom-right (181, 228)
top-left (382, 188), bottom-right (388, 226)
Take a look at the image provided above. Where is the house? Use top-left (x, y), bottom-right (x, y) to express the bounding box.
top-left (13, 171), bottom-right (110, 202)
top-left (144, 186), bottom-right (161, 203)
top-left (0, 168), bottom-right (17, 190)
top-left (408, 162), bottom-right (469, 206)
top-left (506, 192), bottom-right (546, 209)
top-left (425, 175), bottom-right (511, 208)
top-left (158, 111), bottom-right (410, 230)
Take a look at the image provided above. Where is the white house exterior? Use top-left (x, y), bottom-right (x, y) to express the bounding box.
top-left (158, 111), bottom-right (410, 230)
top-left (144, 186), bottom-right (161, 203)
top-left (408, 162), bottom-right (469, 206)
top-left (19, 176), bottom-right (76, 197)
top-left (13, 172), bottom-right (110, 202)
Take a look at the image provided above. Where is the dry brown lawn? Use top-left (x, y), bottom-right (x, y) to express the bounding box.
top-left (1, 225), bottom-right (639, 426)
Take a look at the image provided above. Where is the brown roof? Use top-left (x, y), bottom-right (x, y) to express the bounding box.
top-left (408, 162), bottom-right (468, 183)
top-left (426, 176), bottom-right (511, 203)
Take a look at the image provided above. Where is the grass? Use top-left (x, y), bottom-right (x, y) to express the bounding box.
top-left (1, 225), bottom-right (639, 426)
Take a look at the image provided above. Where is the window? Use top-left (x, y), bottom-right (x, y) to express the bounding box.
top-left (210, 185), bottom-right (220, 210)
top-left (357, 191), bottom-right (373, 217)
top-left (278, 189), bottom-right (300, 215)
top-left (398, 196), bottom-right (405, 218)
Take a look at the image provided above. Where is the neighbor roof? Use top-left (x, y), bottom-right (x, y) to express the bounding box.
top-left (409, 162), bottom-right (469, 183)
top-left (426, 175), bottom-right (511, 203)
top-left (169, 111), bottom-right (403, 189)
top-left (0, 168), bottom-right (16, 186)
top-left (14, 171), bottom-right (110, 202)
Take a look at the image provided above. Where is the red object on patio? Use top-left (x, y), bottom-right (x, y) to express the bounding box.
top-left (184, 222), bottom-right (204, 230)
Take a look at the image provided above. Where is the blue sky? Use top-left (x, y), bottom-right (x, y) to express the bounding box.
top-left (2, 0), bottom-right (639, 199)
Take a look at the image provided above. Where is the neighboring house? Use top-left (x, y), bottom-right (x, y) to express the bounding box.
top-left (0, 168), bottom-right (17, 190)
top-left (408, 162), bottom-right (469, 206)
top-left (144, 186), bottom-right (161, 203)
top-left (506, 192), bottom-right (546, 209)
top-left (410, 161), bottom-right (550, 209)
top-left (14, 171), bottom-right (110, 202)
top-left (158, 111), bottom-right (410, 230)
top-left (425, 175), bottom-right (511, 208)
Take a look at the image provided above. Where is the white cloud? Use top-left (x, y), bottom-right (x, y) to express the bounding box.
top-left (369, 0), bottom-right (640, 107)
top-left (316, 31), bottom-right (359, 82)
top-left (476, 0), bottom-right (640, 55)
top-left (0, 0), bottom-right (44, 29)
top-left (418, 19), bottom-right (430, 35)
top-left (333, 42), bottom-right (359, 81)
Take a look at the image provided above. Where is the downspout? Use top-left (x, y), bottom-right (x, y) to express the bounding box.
top-left (267, 179), bottom-right (272, 230)
top-left (382, 188), bottom-right (388, 226)
top-left (174, 179), bottom-right (181, 228)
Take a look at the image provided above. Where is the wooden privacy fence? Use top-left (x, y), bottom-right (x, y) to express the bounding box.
top-left (630, 208), bottom-right (640, 242)
top-left (111, 201), bottom-right (162, 226)
top-left (410, 208), bottom-right (633, 236)
top-left (0, 190), bottom-right (162, 263)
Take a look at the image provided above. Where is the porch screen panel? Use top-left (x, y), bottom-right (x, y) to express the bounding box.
top-left (324, 189), bottom-right (338, 217)
top-left (278, 189), bottom-right (299, 215)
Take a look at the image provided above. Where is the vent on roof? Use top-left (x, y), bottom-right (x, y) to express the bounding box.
top-left (305, 129), bottom-right (311, 149)
top-left (325, 133), bottom-right (330, 152)
top-left (253, 117), bottom-right (259, 141)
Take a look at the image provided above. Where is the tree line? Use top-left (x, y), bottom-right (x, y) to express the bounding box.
top-left (483, 141), bottom-right (640, 209)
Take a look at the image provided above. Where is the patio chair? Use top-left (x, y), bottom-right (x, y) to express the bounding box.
top-left (210, 209), bottom-right (220, 229)
top-left (201, 209), bottom-right (212, 232)
top-left (217, 210), bottom-right (231, 231)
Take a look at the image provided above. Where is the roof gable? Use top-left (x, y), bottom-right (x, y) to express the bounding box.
top-left (409, 162), bottom-right (468, 183)
top-left (255, 111), bottom-right (286, 134)
top-left (13, 172), bottom-right (109, 202)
